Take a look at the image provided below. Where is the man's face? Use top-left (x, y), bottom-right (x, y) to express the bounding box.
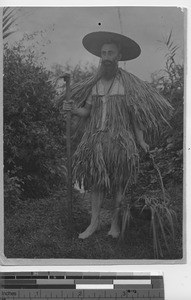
top-left (101, 43), bottom-right (120, 63)
top-left (100, 43), bottom-right (121, 79)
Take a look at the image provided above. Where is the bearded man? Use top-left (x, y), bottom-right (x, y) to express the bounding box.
top-left (63, 31), bottom-right (172, 239)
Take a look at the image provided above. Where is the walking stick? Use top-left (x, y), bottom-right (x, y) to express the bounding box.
top-left (63, 73), bottom-right (72, 223)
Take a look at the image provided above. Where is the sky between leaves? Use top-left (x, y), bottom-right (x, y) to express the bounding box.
top-left (5, 6), bottom-right (185, 81)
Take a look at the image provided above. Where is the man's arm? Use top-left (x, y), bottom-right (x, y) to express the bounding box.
top-left (132, 118), bottom-right (149, 153)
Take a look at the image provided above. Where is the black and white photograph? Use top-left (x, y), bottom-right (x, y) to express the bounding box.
top-left (1, 6), bottom-right (185, 261)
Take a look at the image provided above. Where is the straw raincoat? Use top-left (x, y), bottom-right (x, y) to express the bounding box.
top-left (69, 67), bottom-right (172, 193)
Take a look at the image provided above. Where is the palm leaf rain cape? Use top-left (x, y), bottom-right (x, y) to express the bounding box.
top-left (66, 68), bottom-right (173, 193)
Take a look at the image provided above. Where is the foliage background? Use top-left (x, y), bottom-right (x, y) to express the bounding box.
top-left (3, 27), bottom-right (183, 259)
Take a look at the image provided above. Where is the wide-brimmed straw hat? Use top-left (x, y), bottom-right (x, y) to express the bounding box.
top-left (82, 31), bottom-right (141, 61)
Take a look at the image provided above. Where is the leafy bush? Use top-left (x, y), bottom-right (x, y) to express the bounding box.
top-left (3, 35), bottom-right (97, 211)
top-left (3, 41), bottom-right (66, 202)
top-left (4, 169), bottom-right (23, 212)
top-left (119, 32), bottom-right (183, 258)
top-left (150, 32), bottom-right (183, 184)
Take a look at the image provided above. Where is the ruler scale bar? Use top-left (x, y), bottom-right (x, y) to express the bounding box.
top-left (76, 285), bottom-right (113, 290)
top-left (36, 280), bottom-right (75, 285)
top-left (0, 290), bottom-right (165, 298)
top-left (2, 285), bottom-right (76, 289)
top-left (0, 272), bottom-right (163, 278)
top-left (113, 279), bottom-right (151, 284)
top-left (1, 280), bottom-right (36, 285)
top-left (0, 272), bottom-right (164, 300)
top-left (75, 280), bottom-right (113, 284)
top-left (114, 284), bottom-right (153, 290)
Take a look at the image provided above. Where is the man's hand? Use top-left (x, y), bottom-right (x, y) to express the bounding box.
top-left (62, 100), bottom-right (91, 118)
top-left (139, 140), bottom-right (150, 153)
top-left (140, 141), bottom-right (149, 153)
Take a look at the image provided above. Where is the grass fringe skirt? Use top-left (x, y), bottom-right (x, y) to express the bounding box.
top-left (73, 129), bottom-right (139, 192)
top-left (73, 95), bottom-right (139, 192)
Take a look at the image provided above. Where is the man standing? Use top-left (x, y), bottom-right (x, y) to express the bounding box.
top-left (63, 31), bottom-right (172, 239)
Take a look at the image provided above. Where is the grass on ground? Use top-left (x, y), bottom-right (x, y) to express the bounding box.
top-left (4, 184), bottom-right (183, 260)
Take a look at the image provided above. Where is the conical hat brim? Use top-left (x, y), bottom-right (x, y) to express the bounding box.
top-left (82, 31), bottom-right (141, 61)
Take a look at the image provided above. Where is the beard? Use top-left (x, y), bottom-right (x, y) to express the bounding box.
top-left (100, 59), bottom-right (118, 80)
